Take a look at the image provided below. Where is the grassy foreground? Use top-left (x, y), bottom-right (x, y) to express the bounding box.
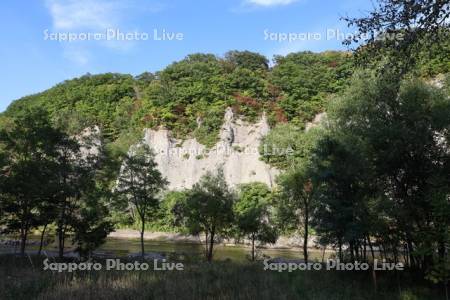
top-left (0, 255), bottom-right (443, 300)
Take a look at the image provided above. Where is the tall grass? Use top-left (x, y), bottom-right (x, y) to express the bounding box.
top-left (0, 255), bottom-right (442, 300)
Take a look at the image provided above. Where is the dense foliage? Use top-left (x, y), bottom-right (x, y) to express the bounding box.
top-left (315, 73), bottom-right (450, 271)
top-left (343, 0), bottom-right (450, 74)
top-left (3, 44), bottom-right (446, 149)
top-left (172, 169), bottom-right (235, 261)
top-left (115, 143), bottom-right (168, 256)
top-left (2, 51), bottom-right (355, 148)
top-left (233, 182), bottom-right (277, 261)
top-left (0, 108), bottom-right (113, 258)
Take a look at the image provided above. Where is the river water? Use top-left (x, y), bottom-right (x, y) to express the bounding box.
top-left (0, 236), bottom-right (327, 262)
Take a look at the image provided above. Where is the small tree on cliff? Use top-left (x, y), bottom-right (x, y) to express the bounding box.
top-left (174, 169), bottom-right (234, 262)
top-left (116, 143), bottom-right (167, 257)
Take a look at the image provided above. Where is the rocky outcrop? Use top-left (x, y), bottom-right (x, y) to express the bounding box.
top-left (305, 112), bottom-right (326, 131)
top-left (142, 108), bottom-right (279, 189)
top-left (78, 125), bottom-right (102, 157)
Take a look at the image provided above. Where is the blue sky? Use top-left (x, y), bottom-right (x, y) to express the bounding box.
top-left (0, 0), bottom-right (374, 112)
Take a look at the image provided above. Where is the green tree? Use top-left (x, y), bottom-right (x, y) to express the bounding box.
top-left (327, 72), bottom-right (450, 268)
top-left (277, 168), bottom-right (315, 263)
top-left (173, 169), bottom-right (234, 262)
top-left (51, 130), bottom-right (97, 258)
top-left (116, 143), bottom-right (167, 257)
top-left (224, 50), bottom-right (269, 71)
top-left (0, 148), bottom-right (7, 221)
top-left (270, 51), bottom-right (352, 126)
top-left (0, 110), bottom-right (110, 258)
top-left (309, 132), bottom-right (375, 262)
top-left (343, 0), bottom-right (450, 73)
top-left (153, 191), bottom-right (188, 231)
top-left (234, 182), bottom-right (277, 261)
top-left (259, 123), bottom-right (302, 169)
top-left (0, 108), bottom-right (62, 255)
top-left (71, 188), bottom-right (114, 259)
top-left (274, 128), bottom-right (322, 262)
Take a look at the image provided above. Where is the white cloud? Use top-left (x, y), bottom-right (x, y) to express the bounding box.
top-left (45, 0), bottom-right (164, 65)
top-left (245, 0), bottom-right (298, 7)
top-left (46, 0), bottom-right (120, 31)
top-left (45, 0), bottom-right (121, 65)
top-left (232, 0), bottom-right (302, 13)
top-left (46, 0), bottom-right (164, 31)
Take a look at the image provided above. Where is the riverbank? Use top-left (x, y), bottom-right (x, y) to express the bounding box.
top-left (109, 229), bottom-right (322, 251)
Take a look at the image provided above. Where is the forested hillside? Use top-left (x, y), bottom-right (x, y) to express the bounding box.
top-left (3, 51), bottom-right (352, 147)
top-left (3, 40), bottom-right (448, 151)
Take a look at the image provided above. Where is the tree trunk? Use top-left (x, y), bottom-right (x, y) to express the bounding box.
top-left (367, 236), bottom-right (375, 262)
top-left (140, 220), bottom-right (145, 257)
top-left (204, 231), bottom-right (209, 260)
top-left (407, 239), bottom-right (415, 268)
top-left (363, 239), bottom-right (367, 262)
top-left (20, 226), bottom-right (28, 256)
top-left (57, 203), bottom-right (67, 259)
top-left (57, 221), bottom-right (69, 259)
top-left (438, 241), bottom-right (445, 262)
top-left (380, 245), bottom-right (385, 260)
top-left (38, 224), bottom-right (48, 255)
top-left (251, 234), bottom-right (255, 261)
top-left (350, 241), bottom-right (355, 262)
top-left (207, 229), bottom-right (215, 262)
top-left (403, 243), bottom-right (409, 267)
top-left (384, 243), bottom-right (389, 261)
top-left (303, 198), bottom-right (309, 263)
top-left (58, 226), bottom-right (64, 258)
top-left (393, 242), bottom-right (399, 264)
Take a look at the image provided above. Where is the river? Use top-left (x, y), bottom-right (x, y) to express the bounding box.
top-left (0, 236), bottom-right (328, 262)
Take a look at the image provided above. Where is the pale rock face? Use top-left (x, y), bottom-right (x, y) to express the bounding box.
top-left (429, 74), bottom-right (446, 88)
top-left (78, 125), bottom-right (102, 157)
top-left (142, 108), bottom-right (279, 189)
top-left (305, 112), bottom-right (326, 131)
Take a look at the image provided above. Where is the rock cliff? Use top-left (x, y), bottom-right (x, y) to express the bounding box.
top-left (142, 108), bottom-right (279, 189)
